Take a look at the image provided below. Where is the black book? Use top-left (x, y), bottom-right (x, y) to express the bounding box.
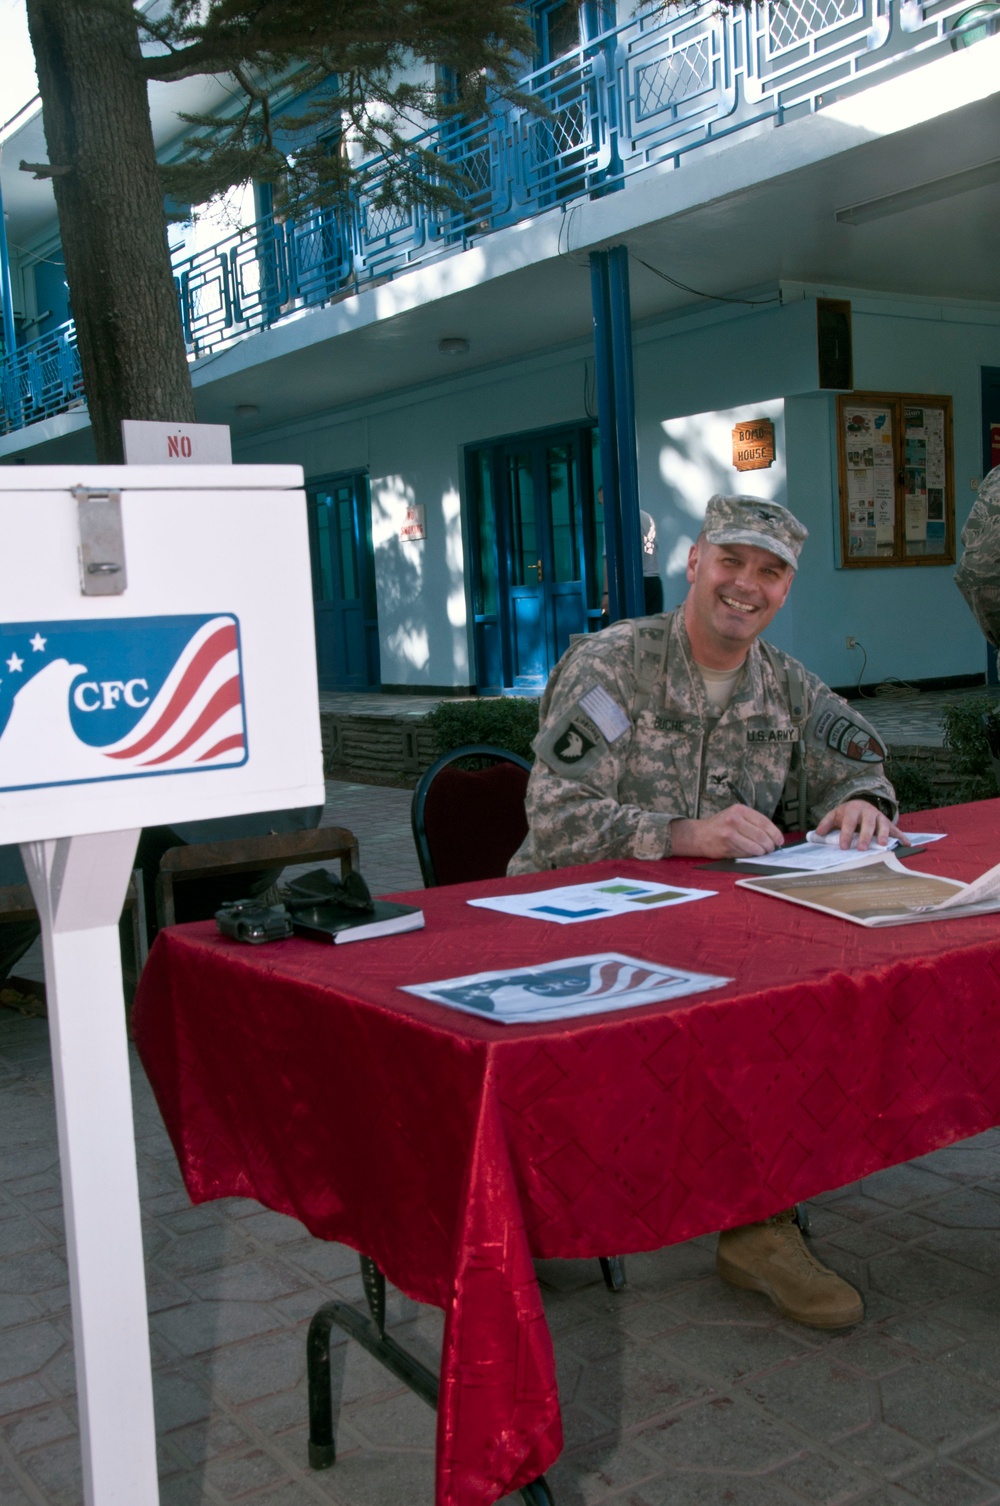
top-left (290, 898), bottom-right (424, 944)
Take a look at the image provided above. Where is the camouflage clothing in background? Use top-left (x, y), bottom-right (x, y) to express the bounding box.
top-left (955, 466), bottom-right (1000, 647)
top-left (508, 608), bottom-right (897, 874)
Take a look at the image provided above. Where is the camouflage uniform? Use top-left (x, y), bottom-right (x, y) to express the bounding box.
top-left (956, 466), bottom-right (1000, 647)
top-left (509, 608), bottom-right (896, 874)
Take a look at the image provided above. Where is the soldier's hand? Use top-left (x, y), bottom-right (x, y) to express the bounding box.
top-left (815, 800), bottom-right (903, 851)
top-left (669, 805), bottom-right (784, 858)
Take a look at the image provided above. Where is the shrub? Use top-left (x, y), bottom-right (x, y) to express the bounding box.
top-left (941, 695), bottom-right (999, 803)
top-left (428, 696), bottom-right (540, 765)
top-left (884, 758), bottom-right (939, 814)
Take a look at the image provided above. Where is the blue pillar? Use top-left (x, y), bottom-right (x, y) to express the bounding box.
top-left (0, 180), bottom-right (16, 357)
top-left (590, 245), bottom-right (642, 621)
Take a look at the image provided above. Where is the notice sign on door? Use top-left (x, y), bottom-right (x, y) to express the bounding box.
top-left (399, 504), bottom-right (426, 542)
top-left (732, 418), bottom-right (776, 472)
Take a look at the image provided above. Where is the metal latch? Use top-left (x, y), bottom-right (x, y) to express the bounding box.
top-left (74, 486), bottom-right (127, 596)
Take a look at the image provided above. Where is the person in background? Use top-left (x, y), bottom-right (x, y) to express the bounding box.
top-left (598, 488), bottom-right (664, 618)
top-left (955, 465), bottom-right (1000, 650)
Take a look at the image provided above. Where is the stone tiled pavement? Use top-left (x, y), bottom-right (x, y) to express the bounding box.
top-left (7, 784), bottom-right (1000, 1503)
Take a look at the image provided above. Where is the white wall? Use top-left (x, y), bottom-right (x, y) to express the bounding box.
top-left (235, 285), bottom-right (1000, 691)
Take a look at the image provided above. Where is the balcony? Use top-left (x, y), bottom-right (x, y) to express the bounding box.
top-left (1, 0), bottom-right (993, 438)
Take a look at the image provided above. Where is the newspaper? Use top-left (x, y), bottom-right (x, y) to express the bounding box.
top-left (736, 852), bottom-right (1000, 928)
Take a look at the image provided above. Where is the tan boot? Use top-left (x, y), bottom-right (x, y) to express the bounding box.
top-left (717, 1209), bottom-right (863, 1330)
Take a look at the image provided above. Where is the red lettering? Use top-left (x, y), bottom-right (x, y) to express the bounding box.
top-left (180, 435), bottom-right (192, 457)
top-left (167, 435), bottom-right (180, 457)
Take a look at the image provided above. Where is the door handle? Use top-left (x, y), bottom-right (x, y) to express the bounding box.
top-left (536, 558), bottom-right (544, 582)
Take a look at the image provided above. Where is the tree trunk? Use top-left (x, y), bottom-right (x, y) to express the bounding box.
top-left (25, 0), bottom-right (196, 462)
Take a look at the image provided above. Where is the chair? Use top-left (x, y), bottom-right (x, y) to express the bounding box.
top-left (154, 826), bottom-right (359, 932)
top-left (411, 743), bottom-right (532, 887)
top-left (1, 873), bottom-right (148, 1003)
top-left (411, 744), bottom-right (627, 1294)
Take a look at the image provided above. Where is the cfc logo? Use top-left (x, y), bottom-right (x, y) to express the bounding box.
top-left (72, 678), bottom-right (151, 712)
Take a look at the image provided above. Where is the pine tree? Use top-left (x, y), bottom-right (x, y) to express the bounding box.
top-left (23, 0), bottom-right (534, 460)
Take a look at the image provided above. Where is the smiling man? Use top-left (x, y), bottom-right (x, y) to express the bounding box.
top-left (508, 493), bottom-right (900, 1329)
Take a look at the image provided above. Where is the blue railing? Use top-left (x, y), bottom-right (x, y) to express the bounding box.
top-left (1, 0), bottom-right (992, 435)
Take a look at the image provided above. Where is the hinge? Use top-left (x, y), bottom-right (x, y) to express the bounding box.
top-left (74, 486), bottom-right (127, 596)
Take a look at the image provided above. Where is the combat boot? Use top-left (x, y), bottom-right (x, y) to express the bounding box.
top-left (716, 1209), bottom-right (863, 1329)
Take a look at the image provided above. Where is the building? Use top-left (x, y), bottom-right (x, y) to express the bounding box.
top-left (2, 0), bottom-right (999, 696)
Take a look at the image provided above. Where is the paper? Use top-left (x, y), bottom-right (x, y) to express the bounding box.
top-left (738, 853), bottom-right (1000, 928)
top-left (735, 830), bottom-right (946, 873)
top-left (736, 841), bottom-right (889, 873)
top-left (468, 876), bottom-right (716, 924)
top-left (402, 953), bottom-right (732, 1023)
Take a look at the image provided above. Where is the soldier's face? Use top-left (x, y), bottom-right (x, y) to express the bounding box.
top-left (685, 540), bottom-right (793, 661)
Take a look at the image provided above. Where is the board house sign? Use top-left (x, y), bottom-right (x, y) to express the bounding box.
top-left (732, 418), bottom-right (776, 472)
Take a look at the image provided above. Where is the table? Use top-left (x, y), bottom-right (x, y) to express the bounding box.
top-left (132, 799), bottom-right (1000, 1506)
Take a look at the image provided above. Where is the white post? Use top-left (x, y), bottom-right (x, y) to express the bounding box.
top-left (21, 828), bottom-right (159, 1506)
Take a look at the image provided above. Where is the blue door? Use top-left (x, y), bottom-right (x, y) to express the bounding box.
top-left (467, 425), bottom-right (600, 693)
top-left (307, 472), bottom-right (380, 691)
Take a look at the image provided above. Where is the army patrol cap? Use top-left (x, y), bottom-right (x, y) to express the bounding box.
top-left (703, 495), bottom-right (809, 571)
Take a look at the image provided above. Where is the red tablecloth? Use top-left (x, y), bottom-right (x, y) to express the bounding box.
top-left (133, 800), bottom-right (1000, 1506)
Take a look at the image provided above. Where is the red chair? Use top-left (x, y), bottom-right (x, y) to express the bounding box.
top-left (411, 743), bottom-right (532, 887)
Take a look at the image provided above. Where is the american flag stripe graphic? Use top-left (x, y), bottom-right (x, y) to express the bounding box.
top-left (586, 962), bottom-right (665, 997)
top-left (140, 679), bottom-right (242, 766)
top-left (104, 620), bottom-right (239, 765)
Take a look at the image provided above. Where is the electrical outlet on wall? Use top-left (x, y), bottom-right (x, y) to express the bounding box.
top-left (846, 636), bottom-right (858, 649)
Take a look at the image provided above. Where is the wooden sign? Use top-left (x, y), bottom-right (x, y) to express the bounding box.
top-left (732, 418), bottom-right (776, 472)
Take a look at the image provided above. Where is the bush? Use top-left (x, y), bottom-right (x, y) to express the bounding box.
top-left (428, 696), bottom-right (540, 765)
top-left (941, 695), bottom-right (999, 803)
top-left (884, 758), bottom-right (939, 814)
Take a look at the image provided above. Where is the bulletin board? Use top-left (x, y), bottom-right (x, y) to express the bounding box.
top-left (836, 392), bottom-right (954, 568)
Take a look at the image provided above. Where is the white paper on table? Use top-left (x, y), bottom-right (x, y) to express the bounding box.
top-left (736, 842), bottom-right (890, 873)
top-left (468, 875), bottom-right (716, 924)
top-left (736, 830), bottom-right (946, 873)
top-left (401, 953), bottom-right (732, 1023)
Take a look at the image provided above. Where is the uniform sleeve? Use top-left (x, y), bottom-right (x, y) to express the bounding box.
top-left (510, 632), bottom-right (677, 874)
top-left (801, 675), bottom-right (898, 825)
top-left (956, 468), bottom-right (1000, 648)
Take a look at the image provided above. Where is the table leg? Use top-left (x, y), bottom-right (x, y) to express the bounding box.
top-left (599, 1255), bottom-right (627, 1291)
top-left (306, 1255), bottom-right (556, 1504)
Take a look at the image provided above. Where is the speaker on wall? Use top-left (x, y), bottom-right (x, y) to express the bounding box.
top-left (817, 298), bottom-right (853, 390)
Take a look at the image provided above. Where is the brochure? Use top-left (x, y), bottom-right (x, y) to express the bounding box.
top-left (401, 953), bottom-right (732, 1024)
top-left (737, 852), bottom-right (1000, 928)
top-left (736, 830), bottom-right (945, 874)
top-left (468, 876), bottom-right (716, 925)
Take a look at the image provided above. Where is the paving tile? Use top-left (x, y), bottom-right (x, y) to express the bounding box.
top-left (879, 1366), bottom-right (1000, 1447)
top-left (773, 1448), bottom-right (872, 1504)
top-left (861, 1165), bottom-right (954, 1210)
top-left (952, 1428), bottom-right (1000, 1483)
top-left (202, 1445), bottom-right (288, 1498)
top-left (310, 1447), bottom-right (436, 1506)
top-left (0, 1321), bottom-right (65, 1385)
top-left (832, 1422), bottom-right (930, 1475)
top-left (640, 1395), bottom-right (802, 1470)
top-left (892, 1456), bottom-right (1000, 1505)
top-left (658, 1321), bottom-right (814, 1386)
top-left (153, 1369), bottom-right (214, 1433)
top-left (741, 1351), bottom-right (875, 1440)
top-left (576, 1342), bottom-right (716, 1429)
top-left (346, 1389), bottom-right (436, 1449)
top-left (922, 1231), bottom-right (1000, 1279)
top-left (19, 1435), bottom-right (83, 1504)
top-left (547, 1436), bottom-right (671, 1503)
top-left (188, 1329), bottom-right (306, 1407)
top-left (867, 1247), bottom-right (987, 1306)
top-left (631, 1473), bottom-right (799, 1506)
top-left (165, 1411), bottom-right (259, 1467)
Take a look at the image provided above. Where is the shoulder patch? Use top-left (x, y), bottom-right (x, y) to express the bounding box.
top-left (578, 683), bottom-right (630, 744)
top-left (822, 714), bottom-right (886, 763)
top-left (535, 704), bottom-right (610, 779)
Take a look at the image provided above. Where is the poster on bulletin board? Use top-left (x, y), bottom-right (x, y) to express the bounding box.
top-left (837, 392), bottom-right (954, 568)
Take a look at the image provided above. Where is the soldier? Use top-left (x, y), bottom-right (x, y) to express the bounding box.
top-left (510, 493), bottom-right (901, 1329)
top-left (956, 466), bottom-right (1000, 651)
